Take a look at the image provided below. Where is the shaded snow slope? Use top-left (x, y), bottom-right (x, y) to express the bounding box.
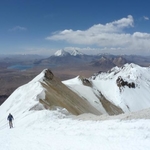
top-left (63, 76), bottom-right (123, 115)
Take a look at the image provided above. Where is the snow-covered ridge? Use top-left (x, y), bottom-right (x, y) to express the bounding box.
top-left (92, 63), bottom-right (150, 81)
top-left (64, 63), bottom-right (150, 113)
top-left (54, 49), bottom-right (70, 57)
top-left (0, 72), bottom-right (46, 120)
top-left (54, 49), bottom-right (84, 57)
top-left (0, 68), bottom-right (101, 120)
top-left (0, 64), bottom-right (150, 150)
top-left (1, 63), bottom-right (150, 120)
top-left (70, 49), bottom-right (84, 56)
top-left (92, 63), bottom-right (150, 112)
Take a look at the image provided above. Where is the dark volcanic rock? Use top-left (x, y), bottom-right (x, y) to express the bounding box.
top-left (44, 69), bottom-right (54, 80)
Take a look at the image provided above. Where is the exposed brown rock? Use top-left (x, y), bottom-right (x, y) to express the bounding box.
top-left (44, 69), bottom-right (54, 80)
top-left (41, 74), bottom-right (102, 115)
top-left (99, 93), bottom-right (123, 115)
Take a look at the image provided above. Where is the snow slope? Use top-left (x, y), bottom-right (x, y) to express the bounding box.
top-left (0, 70), bottom-right (45, 124)
top-left (0, 109), bottom-right (150, 150)
top-left (54, 49), bottom-right (70, 57)
top-left (0, 64), bottom-right (150, 150)
top-left (63, 76), bottom-right (107, 114)
top-left (70, 49), bottom-right (84, 56)
top-left (92, 63), bottom-right (150, 112)
top-left (63, 63), bottom-right (150, 113)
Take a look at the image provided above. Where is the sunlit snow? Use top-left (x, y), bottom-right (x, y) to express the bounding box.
top-left (0, 64), bottom-right (150, 150)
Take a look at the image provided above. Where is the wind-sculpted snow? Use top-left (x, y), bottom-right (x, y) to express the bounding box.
top-left (0, 109), bottom-right (150, 150)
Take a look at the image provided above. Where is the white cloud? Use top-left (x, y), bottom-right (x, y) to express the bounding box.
top-left (46, 15), bottom-right (150, 55)
top-left (47, 17), bottom-right (131, 46)
top-left (133, 32), bottom-right (150, 39)
top-left (46, 15), bottom-right (134, 46)
top-left (9, 26), bottom-right (27, 31)
top-left (143, 16), bottom-right (149, 20)
top-left (108, 15), bottom-right (134, 28)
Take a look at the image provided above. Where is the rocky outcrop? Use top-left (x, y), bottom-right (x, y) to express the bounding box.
top-left (78, 76), bottom-right (92, 87)
top-left (98, 92), bottom-right (123, 115)
top-left (116, 76), bottom-right (135, 92)
top-left (44, 69), bottom-right (54, 80)
top-left (41, 70), bottom-right (101, 115)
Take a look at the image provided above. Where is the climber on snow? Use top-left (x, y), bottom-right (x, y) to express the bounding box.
top-left (7, 113), bottom-right (14, 128)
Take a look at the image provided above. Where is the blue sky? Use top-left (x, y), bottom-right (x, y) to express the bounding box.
top-left (1, 0), bottom-right (150, 55)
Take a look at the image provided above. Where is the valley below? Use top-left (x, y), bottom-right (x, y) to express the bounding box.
top-left (0, 63), bottom-right (101, 105)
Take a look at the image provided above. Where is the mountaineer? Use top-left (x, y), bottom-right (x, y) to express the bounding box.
top-left (7, 113), bottom-right (14, 128)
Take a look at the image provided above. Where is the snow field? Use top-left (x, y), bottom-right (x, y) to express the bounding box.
top-left (0, 110), bottom-right (150, 150)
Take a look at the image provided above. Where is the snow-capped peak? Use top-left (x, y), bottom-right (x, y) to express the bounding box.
top-left (54, 49), bottom-right (70, 57)
top-left (88, 63), bottom-right (150, 112)
top-left (70, 49), bottom-right (83, 56)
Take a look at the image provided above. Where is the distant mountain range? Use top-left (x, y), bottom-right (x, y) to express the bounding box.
top-left (54, 49), bottom-right (84, 57)
top-left (34, 49), bottom-right (93, 66)
top-left (1, 50), bottom-right (150, 70)
top-left (34, 49), bottom-right (150, 69)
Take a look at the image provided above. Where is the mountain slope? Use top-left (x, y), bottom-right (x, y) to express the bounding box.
top-left (34, 50), bottom-right (88, 66)
top-left (92, 63), bottom-right (150, 112)
top-left (70, 49), bottom-right (84, 56)
top-left (40, 70), bottom-right (101, 115)
top-left (63, 63), bottom-right (150, 113)
top-left (54, 49), bottom-right (71, 57)
top-left (0, 69), bottom-right (101, 119)
top-left (63, 76), bottom-right (123, 115)
top-left (1, 63), bottom-right (150, 120)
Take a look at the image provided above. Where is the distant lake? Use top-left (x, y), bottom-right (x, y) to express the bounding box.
top-left (7, 64), bottom-right (34, 71)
